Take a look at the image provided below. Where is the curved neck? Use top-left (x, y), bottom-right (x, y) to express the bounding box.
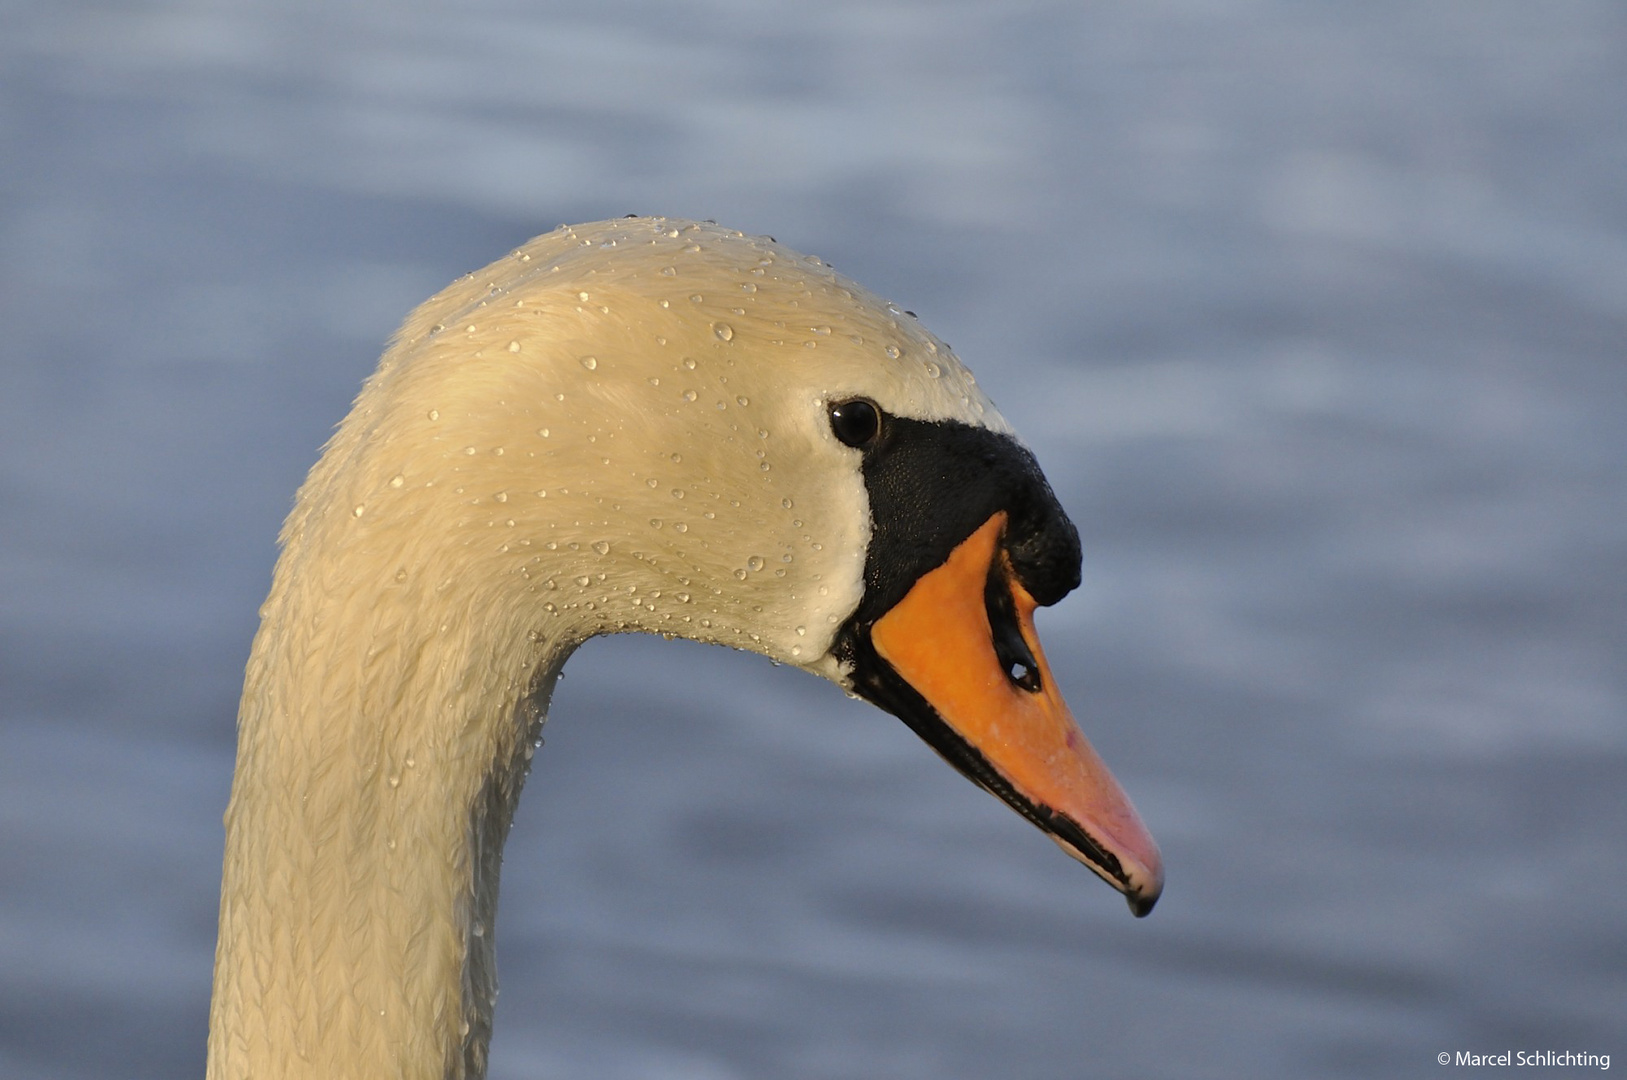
top-left (207, 550), bottom-right (575, 1080)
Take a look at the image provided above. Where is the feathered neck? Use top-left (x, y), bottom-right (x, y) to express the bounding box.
top-left (207, 476), bottom-right (579, 1078)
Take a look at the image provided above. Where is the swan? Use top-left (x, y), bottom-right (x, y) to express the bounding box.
top-left (207, 217), bottom-right (1162, 1079)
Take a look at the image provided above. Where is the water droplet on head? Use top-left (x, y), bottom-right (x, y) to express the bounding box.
top-left (508, 340), bottom-right (522, 353)
top-left (885, 345), bottom-right (901, 359)
top-left (389, 474), bottom-right (405, 488)
top-left (428, 409), bottom-right (440, 421)
top-left (592, 540), bottom-right (610, 555)
top-left (714, 323), bottom-right (734, 342)
top-left (673, 522), bottom-right (688, 533)
top-left (924, 360), bottom-right (941, 378)
top-left (353, 505), bottom-right (365, 518)
top-left (747, 555), bottom-right (765, 572)
top-left (781, 498), bottom-right (793, 509)
top-left (736, 395), bottom-right (749, 406)
top-left (580, 356), bottom-right (598, 371)
top-left (682, 357), bottom-right (697, 370)
top-left (682, 389), bottom-right (697, 402)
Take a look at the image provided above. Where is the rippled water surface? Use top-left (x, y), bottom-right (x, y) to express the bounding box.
top-left (1, 3), bottom-right (1623, 1077)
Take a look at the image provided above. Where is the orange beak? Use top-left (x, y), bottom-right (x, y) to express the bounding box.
top-left (870, 513), bottom-right (1164, 915)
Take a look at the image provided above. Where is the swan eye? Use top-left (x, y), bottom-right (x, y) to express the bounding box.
top-left (829, 398), bottom-right (882, 448)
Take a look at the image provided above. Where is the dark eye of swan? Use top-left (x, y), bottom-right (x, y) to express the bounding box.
top-left (829, 398), bottom-right (882, 448)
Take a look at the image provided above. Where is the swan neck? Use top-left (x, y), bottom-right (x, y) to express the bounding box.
top-left (207, 561), bottom-right (573, 1080)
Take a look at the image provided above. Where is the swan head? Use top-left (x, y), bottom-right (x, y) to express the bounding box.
top-left (297, 216), bottom-right (1162, 915)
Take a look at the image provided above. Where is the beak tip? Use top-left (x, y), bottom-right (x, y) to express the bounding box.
top-left (1109, 838), bottom-right (1163, 918)
top-left (1127, 884), bottom-right (1160, 918)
